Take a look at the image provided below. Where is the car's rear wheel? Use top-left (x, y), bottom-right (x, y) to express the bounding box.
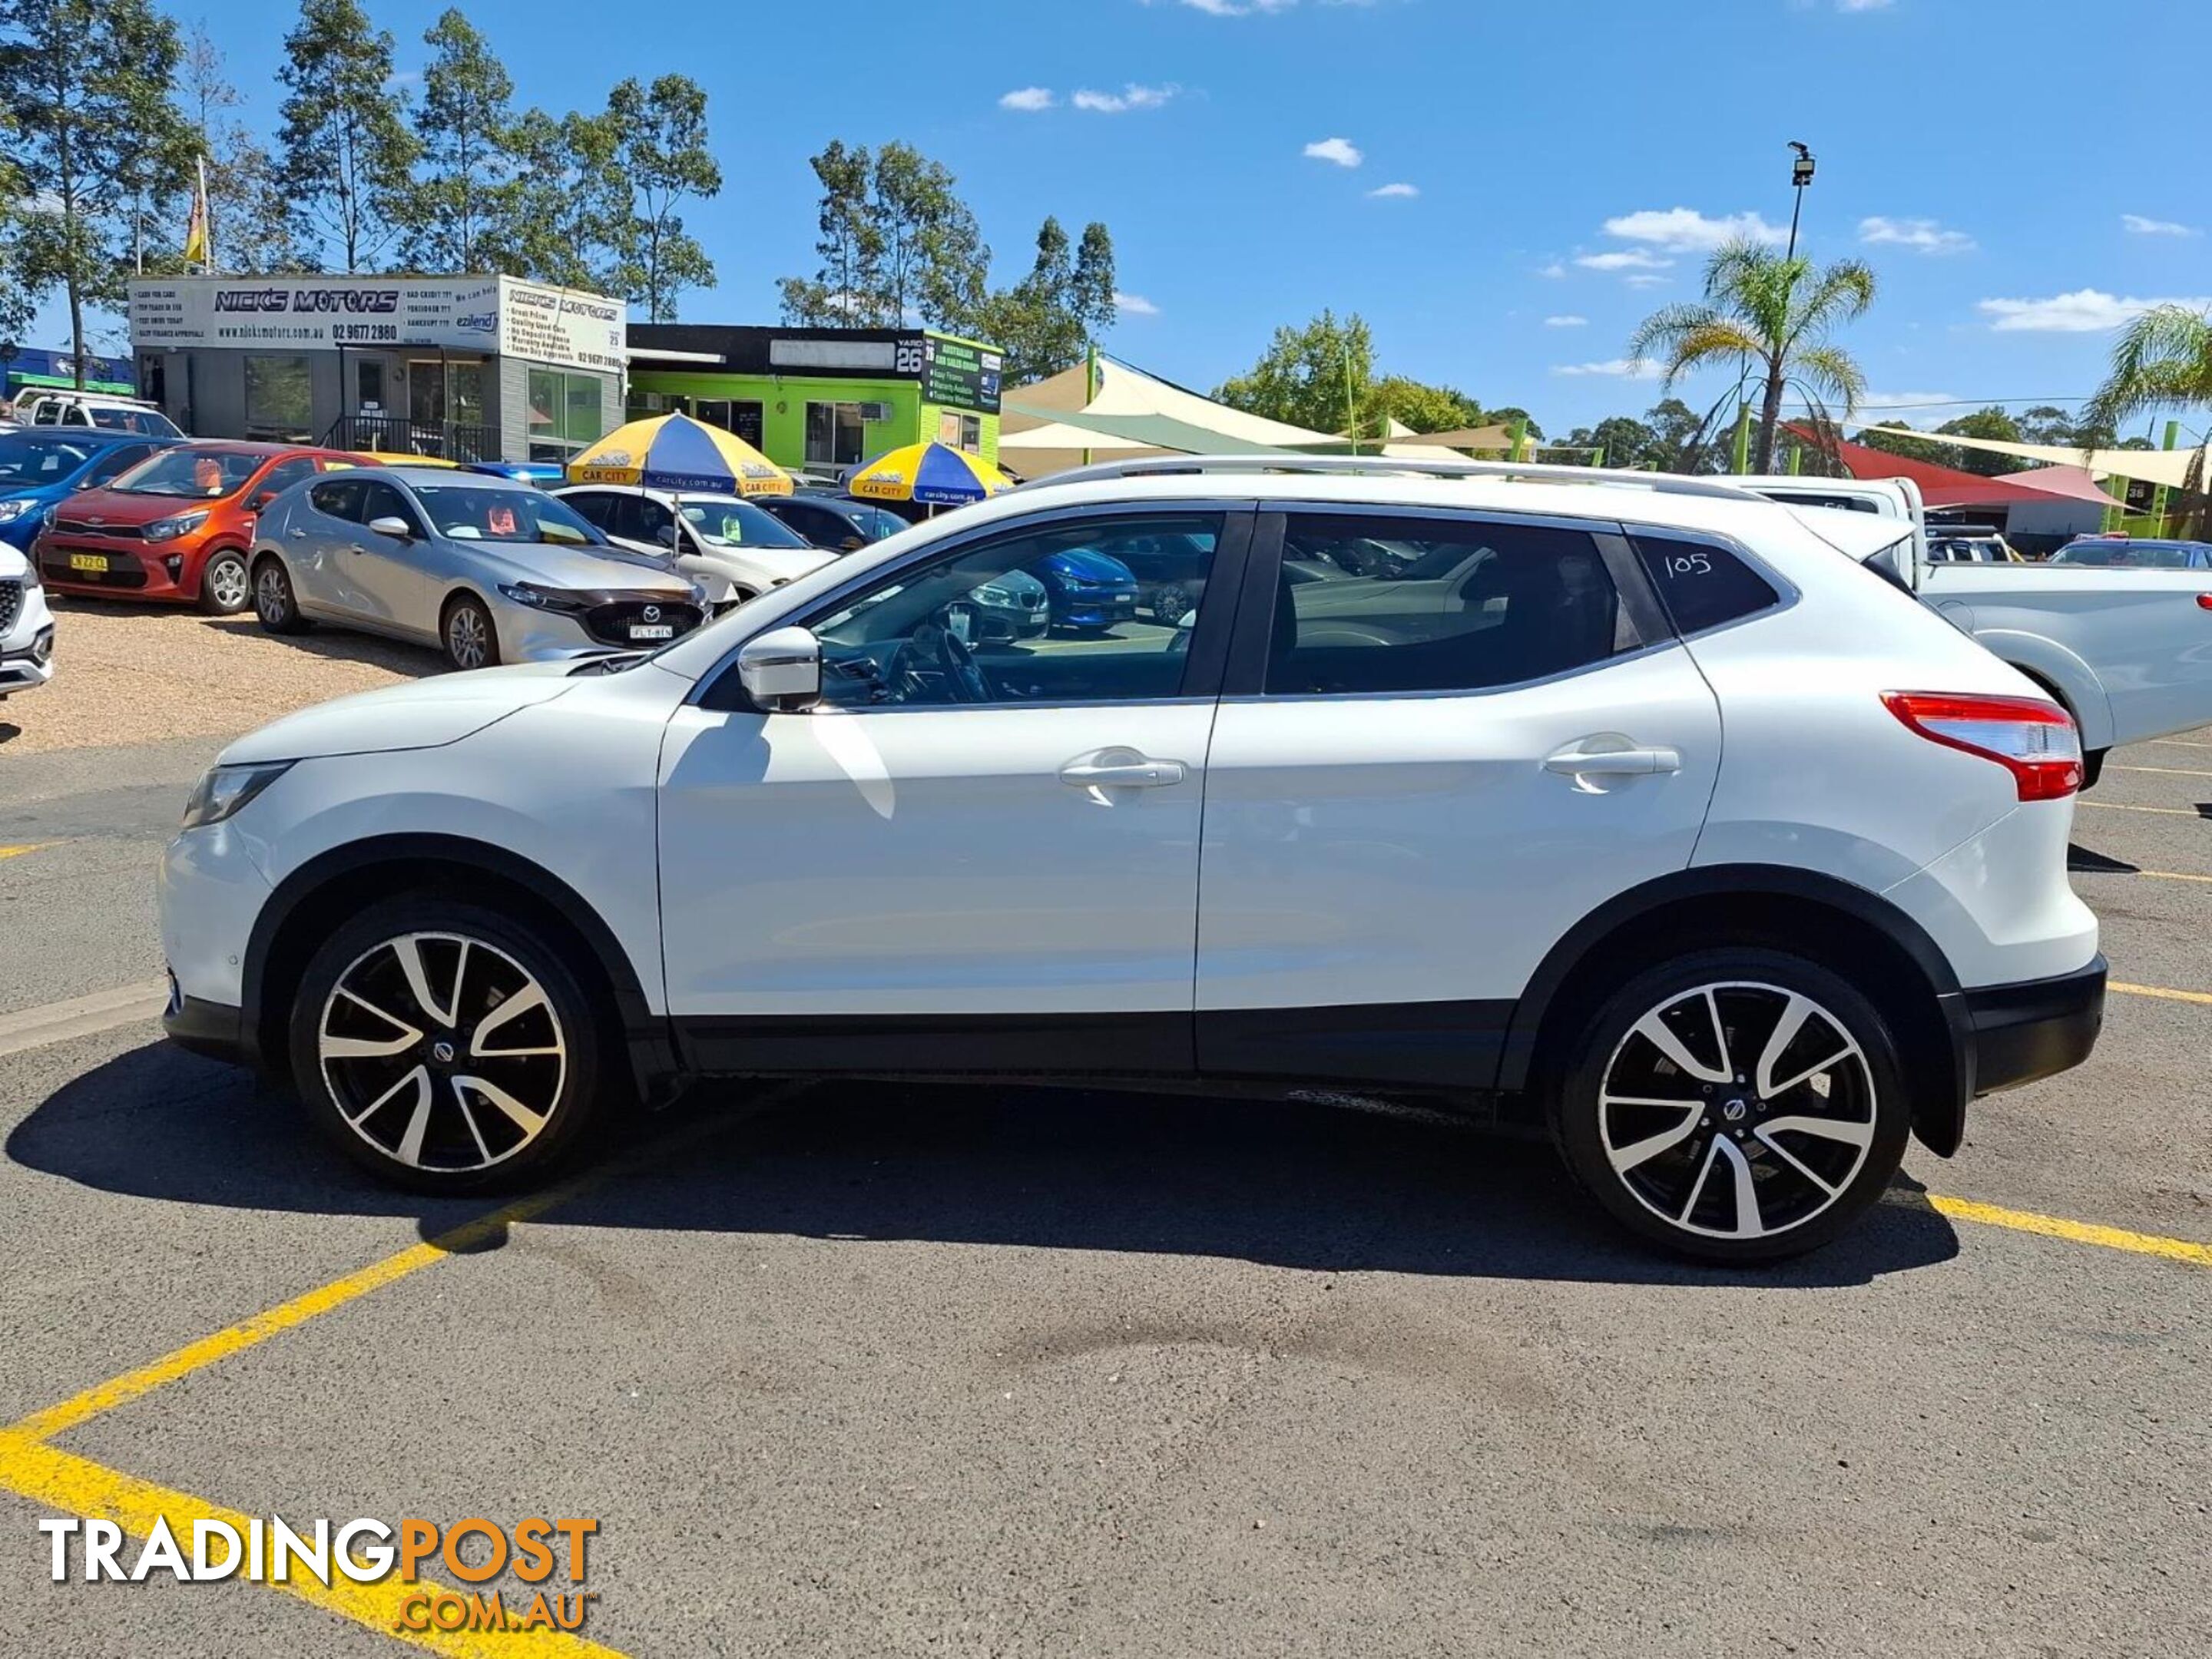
top-left (252, 556), bottom-right (310, 633)
top-left (198, 550), bottom-right (250, 616)
top-left (1551, 949), bottom-right (1910, 1263)
top-left (288, 900), bottom-right (605, 1193)
top-left (442, 594), bottom-right (499, 670)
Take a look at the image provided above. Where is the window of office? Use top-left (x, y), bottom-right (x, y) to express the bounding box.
top-left (805, 402), bottom-right (866, 468)
top-left (528, 368), bottom-right (608, 463)
top-left (243, 356), bottom-right (312, 440)
top-left (1266, 514), bottom-right (1639, 697)
top-left (936, 410), bottom-right (982, 452)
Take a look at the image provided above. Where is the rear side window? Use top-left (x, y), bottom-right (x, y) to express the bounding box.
top-left (309, 478), bottom-right (365, 522)
top-left (1267, 514), bottom-right (1637, 696)
top-left (1632, 534), bottom-right (1780, 634)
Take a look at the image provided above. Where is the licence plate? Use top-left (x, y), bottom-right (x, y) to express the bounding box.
top-left (628, 624), bottom-right (674, 641)
top-left (68, 553), bottom-right (107, 573)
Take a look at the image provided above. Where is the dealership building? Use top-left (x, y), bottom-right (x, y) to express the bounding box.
top-left (125, 274), bottom-right (627, 465)
top-left (624, 324), bottom-right (1005, 473)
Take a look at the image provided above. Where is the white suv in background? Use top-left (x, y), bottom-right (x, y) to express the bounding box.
top-left (0, 541), bottom-right (56, 700)
top-left (158, 459), bottom-right (2105, 1261)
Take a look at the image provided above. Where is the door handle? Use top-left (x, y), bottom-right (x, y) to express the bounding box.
top-left (287, 528), bottom-right (306, 539)
top-left (1543, 742), bottom-right (1682, 777)
top-left (1060, 753), bottom-right (1187, 789)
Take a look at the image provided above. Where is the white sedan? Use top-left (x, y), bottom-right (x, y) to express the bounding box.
top-left (552, 485), bottom-right (834, 612)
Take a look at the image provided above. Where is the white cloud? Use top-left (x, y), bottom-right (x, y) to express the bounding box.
top-left (1859, 215), bottom-right (1975, 255)
top-left (1622, 273), bottom-right (1668, 288)
top-left (998, 86), bottom-right (1055, 111)
top-left (1601, 207), bottom-right (1784, 252)
top-left (1114, 291), bottom-right (1161, 317)
top-left (1859, 389), bottom-right (1960, 412)
top-left (1543, 314), bottom-right (1588, 328)
top-left (2122, 213), bottom-right (2197, 237)
top-left (1575, 249), bottom-right (1672, 272)
top-left (1303, 136), bottom-right (1363, 167)
top-left (1979, 289), bottom-right (2212, 333)
top-left (1535, 260), bottom-right (1567, 279)
top-left (387, 68), bottom-right (422, 89)
top-left (1366, 182), bottom-right (1418, 199)
top-left (1551, 359), bottom-right (1661, 379)
top-left (1072, 83), bottom-right (1180, 113)
top-left (1153, 0), bottom-right (1297, 13)
top-left (1836, 0), bottom-right (1894, 11)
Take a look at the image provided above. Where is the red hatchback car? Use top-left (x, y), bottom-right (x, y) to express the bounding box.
top-left (34, 443), bottom-right (366, 614)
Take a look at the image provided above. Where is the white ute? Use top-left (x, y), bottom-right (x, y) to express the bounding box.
top-left (1744, 475), bottom-right (2212, 783)
top-left (158, 457), bottom-right (2107, 1263)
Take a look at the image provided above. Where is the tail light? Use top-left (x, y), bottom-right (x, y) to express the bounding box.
top-left (1881, 691), bottom-right (2082, 801)
top-left (2197, 594), bottom-right (2212, 611)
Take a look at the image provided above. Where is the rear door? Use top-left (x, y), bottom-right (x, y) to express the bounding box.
top-left (1194, 506), bottom-right (1723, 1088)
top-left (292, 475), bottom-right (370, 619)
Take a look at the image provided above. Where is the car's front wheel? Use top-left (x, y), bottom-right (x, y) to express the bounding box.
top-left (198, 550), bottom-right (251, 616)
top-left (442, 594), bottom-right (499, 670)
top-left (1551, 949), bottom-right (1910, 1263)
top-left (289, 900), bottom-right (606, 1193)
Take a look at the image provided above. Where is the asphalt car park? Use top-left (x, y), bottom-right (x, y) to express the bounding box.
top-left (0, 706), bottom-right (2207, 1654)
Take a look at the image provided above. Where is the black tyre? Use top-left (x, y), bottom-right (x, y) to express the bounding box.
top-left (252, 556), bottom-right (310, 634)
top-left (287, 899), bottom-right (607, 1194)
top-left (198, 549), bottom-right (251, 616)
top-left (442, 593), bottom-right (499, 670)
top-left (1550, 948), bottom-right (1911, 1263)
top-left (1149, 583), bottom-right (1190, 625)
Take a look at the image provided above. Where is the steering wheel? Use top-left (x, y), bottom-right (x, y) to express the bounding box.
top-left (890, 616), bottom-right (992, 704)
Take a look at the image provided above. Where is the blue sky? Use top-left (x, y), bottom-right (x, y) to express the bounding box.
top-left (38, 0), bottom-right (2211, 435)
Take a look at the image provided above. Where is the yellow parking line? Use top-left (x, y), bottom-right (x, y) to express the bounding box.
top-left (1925, 1194), bottom-right (2212, 1268)
top-left (2109, 979), bottom-right (2212, 1007)
top-left (0, 841), bottom-right (55, 862)
top-left (6, 1175), bottom-right (597, 1444)
top-left (2077, 800), bottom-right (2203, 816)
top-left (2112, 763), bottom-right (2212, 780)
top-left (0, 1431), bottom-right (624, 1657)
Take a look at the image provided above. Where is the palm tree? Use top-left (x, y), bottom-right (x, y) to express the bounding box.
top-left (2082, 304), bottom-right (2212, 529)
top-left (1628, 237), bottom-right (1876, 473)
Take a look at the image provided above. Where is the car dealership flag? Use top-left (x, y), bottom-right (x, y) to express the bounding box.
top-left (181, 157), bottom-right (210, 270)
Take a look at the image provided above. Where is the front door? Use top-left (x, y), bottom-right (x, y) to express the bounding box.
top-left (1194, 507), bottom-right (1724, 1088)
top-left (344, 477), bottom-right (439, 636)
top-left (656, 507), bottom-right (1253, 1074)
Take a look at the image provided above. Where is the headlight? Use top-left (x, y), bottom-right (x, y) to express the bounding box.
top-left (498, 581), bottom-right (589, 614)
top-left (144, 510), bottom-right (210, 541)
top-left (180, 761), bottom-right (293, 830)
top-left (0, 498), bottom-right (32, 523)
top-left (972, 583), bottom-right (1017, 606)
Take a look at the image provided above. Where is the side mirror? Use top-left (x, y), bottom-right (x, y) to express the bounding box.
top-left (840, 535), bottom-right (866, 552)
top-left (656, 525), bottom-right (678, 548)
top-left (736, 625), bottom-right (821, 711)
top-left (366, 515), bottom-right (413, 539)
top-left (251, 490), bottom-right (277, 510)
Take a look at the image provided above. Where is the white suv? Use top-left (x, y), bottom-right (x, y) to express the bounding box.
top-left (158, 460), bottom-right (2105, 1260)
top-left (1, 541), bottom-right (56, 700)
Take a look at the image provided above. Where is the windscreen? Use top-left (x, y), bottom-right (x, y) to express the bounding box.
top-left (416, 485), bottom-right (604, 546)
top-left (0, 434), bottom-right (98, 485)
top-left (679, 498), bottom-right (811, 548)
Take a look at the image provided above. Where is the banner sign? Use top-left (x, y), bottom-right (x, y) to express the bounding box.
top-left (129, 276), bottom-right (624, 373)
top-left (911, 334), bottom-right (1003, 416)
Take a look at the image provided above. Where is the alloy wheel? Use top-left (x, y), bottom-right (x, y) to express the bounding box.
top-left (447, 605), bottom-right (488, 668)
top-left (1597, 981), bottom-right (1877, 1241)
top-left (317, 932), bottom-right (567, 1174)
top-left (255, 565), bottom-right (289, 624)
top-left (207, 558), bottom-right (249, 611)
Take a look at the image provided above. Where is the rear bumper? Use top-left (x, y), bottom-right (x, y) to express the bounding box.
top-left (1959, 954), bottom-right (2106, 1098)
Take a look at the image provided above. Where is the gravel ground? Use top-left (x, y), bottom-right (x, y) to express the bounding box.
top-left (0, 596), bottom-right (435, 757)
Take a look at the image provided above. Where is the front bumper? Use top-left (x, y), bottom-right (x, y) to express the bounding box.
top-left (0, 624), bottom-right (54, 695)
top-left (35, 531), bottom-right (200, 602)
top-left (164, 979), bottom-right (251, 1068)
top-left (1959, 954), bottom-right (2106, 1098)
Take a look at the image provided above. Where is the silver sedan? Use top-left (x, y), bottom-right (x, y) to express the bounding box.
top-left (249, 468), bottom-right (707, 669)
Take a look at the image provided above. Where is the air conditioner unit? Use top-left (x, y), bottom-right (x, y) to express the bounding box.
top-left (857, 402), bottom-right (891, 423)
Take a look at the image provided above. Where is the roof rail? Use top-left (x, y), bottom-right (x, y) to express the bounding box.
top-left (1027, 452), bottom-right (1770, 504)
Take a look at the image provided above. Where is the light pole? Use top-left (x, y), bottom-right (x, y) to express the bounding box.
top-left (1786, 142), bottom-right (1816, 261)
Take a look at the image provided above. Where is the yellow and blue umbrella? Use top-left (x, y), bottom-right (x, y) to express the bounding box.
top-left (846, 442), bottom-right (1012, 506)
top-left (567, 412), bottom-right (793, 496)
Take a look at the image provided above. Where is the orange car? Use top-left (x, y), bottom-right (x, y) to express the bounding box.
top-left (34, 442), bottom-right (367, 614)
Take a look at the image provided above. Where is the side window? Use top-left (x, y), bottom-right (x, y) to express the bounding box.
top-left (356, 480), bottom-right (426, 538)
top-left (82, 445), bottom-right (151, 487)
top-left (1266, 514), bottom-right (1637, 697)
top-left (803, 513), bottom-right (1227, 710)
top-left (563, 492), bottom-right (614, 529)
top-left (1632, 534), bottom-right (1780, 634)
top-left (31, 401), bottom-right (60, 426)
top-left (256, 458), bottom-right (320, 502)
top-left (632, 495), bottom-right (675, 545)
top-left (308, 478), bottom-right (366, 522)
top-left (63, 405), bottom-right (91, 426)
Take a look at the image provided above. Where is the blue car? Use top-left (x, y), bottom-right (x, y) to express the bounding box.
top-left (1035, 545), bottom-right (1141, 633)
top-left (465, 461), bottom-right (568, 488)
top-left (0, 429), bottom-right (180, 551)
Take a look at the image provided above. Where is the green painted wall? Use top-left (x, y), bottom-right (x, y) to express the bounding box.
top-left (631, 365), bottom-right (1001, 470)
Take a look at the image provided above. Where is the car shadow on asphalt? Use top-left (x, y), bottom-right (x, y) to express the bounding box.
top-left (190, 614), bottom-right (442, 677)
top-left (8, 1040), bottom-right (1961, 1290)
